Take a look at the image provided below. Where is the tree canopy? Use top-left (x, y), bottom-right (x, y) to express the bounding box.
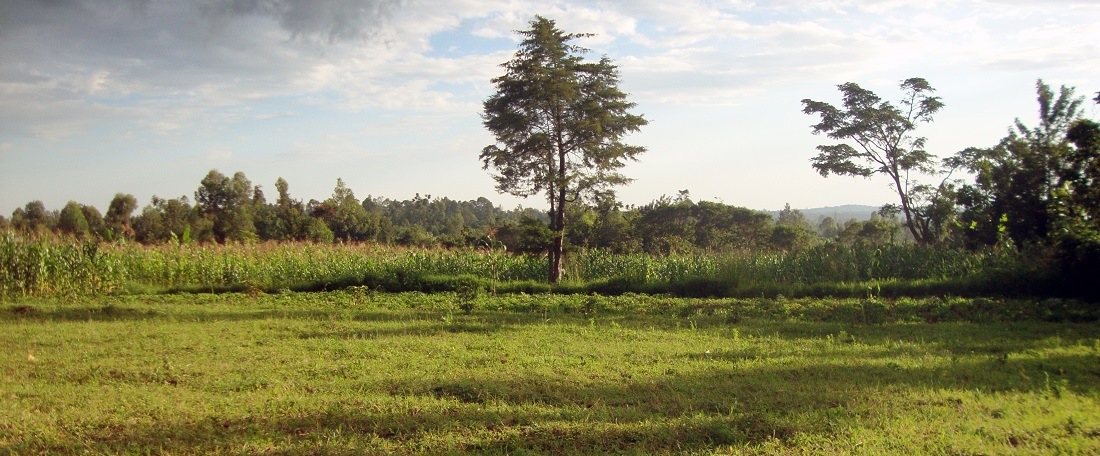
top-left (951, 80), bottom-right (1095, 247)
top-left (802, 78), bottom-right (945, 245)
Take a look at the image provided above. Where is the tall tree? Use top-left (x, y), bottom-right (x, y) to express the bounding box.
top-left (321, 178), bottom-right (379, 242)
top-left (952, 80), bottom-right (1092, 246)
top-left (801, 78), bottom-right (944, 245)
top-left (81, 205), bottom-right (107, 240)
top-left (133, 196), bottom-right (202, 244)
top-left (13, 200), bottom-right (54, 235)
top-left (271, 177), bottom-right (306, 241)
top-left (481, 16), bottom-right (647, 282)
top-left (195, 170), bottom-right (256, 242)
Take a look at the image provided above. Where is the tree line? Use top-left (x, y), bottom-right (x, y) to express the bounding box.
top-left (1, 171), bottom-right (899, 254)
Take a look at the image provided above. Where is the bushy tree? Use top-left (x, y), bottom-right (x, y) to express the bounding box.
top-left (481, 16), bottom-right (647, 282)
top-left (301, 217), bottom-right (334, 244)
top-left (12, 200), bottom-right (55, 235)
top-left (769, 224), bottom-right (816, 251)
top-left (776, 203), bottom-right (815, 231)
top-left (270, 177), bottom-right (306, 241)
top-left (319, 178), bottom-right (380, 242)
top-left (635, 196), bottom-right (697, 254)
top-left (133, 196), bottom-right (203, 244)
top-left (836, 215), bottom-right (899, 246)
top-left (81, 205), bottom-right (107, 240)
top-left (250, 185), bottom-right (279, 241)
top-left (195, 170), bottom-right (256, 242)
top-left (590, 203), bottom-right (639, 254)
top-left (494, 216), bottom-right (553, 254)
top-left (818, 216), bottom-right (840, 240)
top-left (57, 201), bottom-right (90, 238)
top-left (1064, 119), bottom-right (1100, 224)
top-left (952, 80), bottom-right (1094, 247)
top-left (106, 193), bottom-right (138, 240)
top-left (634, 197), bottom-right (774, 254)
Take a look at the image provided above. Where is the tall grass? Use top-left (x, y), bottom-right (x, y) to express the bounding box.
top-left (109, 242), bottom-right (550, 293)
top-left (713, 243), bottom-right (1027, 288)
top-left (0, 232), bottom-right (127, 297)
top-left (0, 231), bottom-right (1036, 299)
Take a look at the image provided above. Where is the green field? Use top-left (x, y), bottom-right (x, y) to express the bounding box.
top-left (3, 292), bottom-right (1098, 454)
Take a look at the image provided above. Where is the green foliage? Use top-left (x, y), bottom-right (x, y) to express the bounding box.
top-left (493, 216), bottom-right (552, 254)
top-left (56, 201), bottom-right (90, 238)
top-left (133, 196), bottom-right (205, 244)
top-left (105, 193), bottom-right (138, 240)
top-left (634, 198), bottom-right (773, 254)
top-left (954, 80), bottom-right (1094, 248)
top-left (194, 170), bottom-right (256, 243)
top-left (1052, 227), bottom-right (1100, 300)
top-left (481, 16), bottom-right (647, 282)
top-left (802, 78), bottom-right (946, 245)
top-left (80, 204), bottom-right (108, 240)
top-left (8, 169), bottom-right (908, 257)
top-left (315, 178), bottom-right (382, 242)
top-left (769, 224), bottom-right (816, 251)
top-left (2, 233), bottom-right (1068, 300)
top-left (1064, 119), bottom-right (1100, 222)
top-left (12, 200), bottom-right (55, 235)
top-left (836, 214), bottom-right (900, 246)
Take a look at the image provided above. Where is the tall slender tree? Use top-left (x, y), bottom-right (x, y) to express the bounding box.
top-left (481, 16), bottom-right (647, 282)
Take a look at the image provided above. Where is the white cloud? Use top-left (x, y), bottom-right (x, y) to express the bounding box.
top-left (2, 0), bottom-right (1099, 213)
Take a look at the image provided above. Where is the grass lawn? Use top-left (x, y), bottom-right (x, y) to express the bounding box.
top-left (2, 291), bottom-right (1099, 454)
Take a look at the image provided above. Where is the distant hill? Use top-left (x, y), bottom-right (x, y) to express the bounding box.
top-left (766, 205), bottom-right (881, 223)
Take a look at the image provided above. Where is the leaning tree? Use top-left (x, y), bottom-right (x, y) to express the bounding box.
top-left (481, 16), bottom-right (647, 283)
top-left (801, 78), bottom-right (946, 246)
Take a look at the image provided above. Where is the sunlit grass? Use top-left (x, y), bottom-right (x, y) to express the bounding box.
top-left (2, 292), bottom-right (1098, 454)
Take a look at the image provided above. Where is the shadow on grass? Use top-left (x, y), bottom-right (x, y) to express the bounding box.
top-left (2, 301), bottom-right (554, 342)
top-left (294, 316), bottom-right (528, 340)
top-left (28, 322), bottom-right (1100, 455)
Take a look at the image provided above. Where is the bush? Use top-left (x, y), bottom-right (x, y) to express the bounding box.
top-left (1054, 229), bottom-right (1100, 300)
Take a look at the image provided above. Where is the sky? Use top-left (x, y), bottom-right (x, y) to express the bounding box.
top-left (1, 0), bottom-right (1098, 217)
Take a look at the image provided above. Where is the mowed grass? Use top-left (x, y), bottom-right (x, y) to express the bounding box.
top-left (2, 292), bottom-right (1099, 454)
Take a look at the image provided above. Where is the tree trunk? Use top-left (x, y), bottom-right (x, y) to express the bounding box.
top-left (891, 173), bottom-right (927, 246)
top-left (548, 230), bottom-right (564, 283)
top-left (548, 121), bottom-right (569, 284)
top-left (548, 185), bottom-right (568, 283)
